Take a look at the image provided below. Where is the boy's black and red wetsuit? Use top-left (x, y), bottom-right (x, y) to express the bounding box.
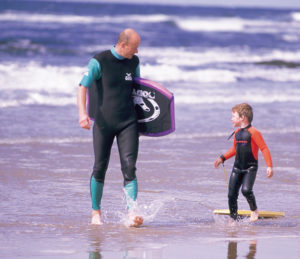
top-left (220, 124), bottom-right (273, 220)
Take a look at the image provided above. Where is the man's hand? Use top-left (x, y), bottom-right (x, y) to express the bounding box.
top-left (79, 114), bottom-right (92, 130)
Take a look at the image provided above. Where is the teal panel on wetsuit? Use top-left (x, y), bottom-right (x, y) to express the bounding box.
top-left (90, 175), bottom-right (104, 210)
top-left (111, 46), bottom-right (124, 60)
top-left (135, 64), bottom-right (140, 77)
top-left (111, 46), bottom-right (140, 77)
top-left (80, 58), bottom-right (101, 88)
top-left (124, 178), bottom-right (138, 209)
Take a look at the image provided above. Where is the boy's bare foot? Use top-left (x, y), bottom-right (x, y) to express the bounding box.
top-left (227, 217), bottom-right (238, 226)
top-left (250, 210), bottom-right (259, 222)
top-left (91, 210), bottom-right (103, 225)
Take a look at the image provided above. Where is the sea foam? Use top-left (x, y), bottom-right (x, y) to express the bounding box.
top-left (0, 11), bottom-right (170, 24)
top-left (1, 59), bottom-right (300, 108)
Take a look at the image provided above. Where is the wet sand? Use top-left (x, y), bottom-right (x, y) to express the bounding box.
top-left (0, 131), bottom-right (299, 258)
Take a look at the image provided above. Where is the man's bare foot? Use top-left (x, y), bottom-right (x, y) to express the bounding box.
top-left (128, 213), bottom-right (143, 227)
top-left (250, 210), bottom-right (259, 222)
top-left (91, 210), bottom-right (103, 225)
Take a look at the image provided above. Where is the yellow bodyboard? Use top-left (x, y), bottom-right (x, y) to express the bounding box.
top-left (213, 209), bottom-right (285, 218)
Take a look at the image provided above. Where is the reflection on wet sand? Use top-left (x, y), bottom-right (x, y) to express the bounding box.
top-left (89, 238), bottom-right (258, 259)
top-left (89, 251), bottom-right (101, 259)
top-left (88, 227), bottom-right (103, 259)
top-left (227, 240), bottom-right (257, 259)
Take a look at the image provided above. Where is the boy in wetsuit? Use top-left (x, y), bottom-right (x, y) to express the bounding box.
top-left (77, 28), bottom-right (143, 227)
top-left (214, 103), bottom-right (273, 222)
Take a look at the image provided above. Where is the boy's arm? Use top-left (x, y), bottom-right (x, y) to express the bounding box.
top-left (222, 134), bottom-right (237, 161)
top-left (222, 145), bottom-right (236, 161)
top-left (252, 130), bottom-right (273, 167)
top-left (214, 137), bottom-right (236, 168)
top-left (252, 130), bottom-right (273, 178)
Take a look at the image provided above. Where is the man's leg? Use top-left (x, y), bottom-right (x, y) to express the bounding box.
top-left (91, 123), bottom-right (114, 224)
top-left (90, 175), bottom-right (104, 225)
top-left (117, 122), bottom-right (139, 199)
top-left (117, 122), bottom-right (143, 226)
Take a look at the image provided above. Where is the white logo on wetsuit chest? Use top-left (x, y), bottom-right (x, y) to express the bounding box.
top-left (125, 73), bottom-right (132, 81)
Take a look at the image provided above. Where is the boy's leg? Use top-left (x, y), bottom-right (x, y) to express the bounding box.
top-left (241, 167), bottom-right (257, 211)
top-left (91, 123), bottom-right (115, 224)
top-left (228, 168), bottom-right (243, 220)
top-left (241, 167), bottom-right (258, 221)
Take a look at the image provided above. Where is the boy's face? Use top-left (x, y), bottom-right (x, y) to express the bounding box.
top-left (231, 111), bottom-right (243, 127)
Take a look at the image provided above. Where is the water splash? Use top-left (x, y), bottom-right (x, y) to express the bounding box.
top-left (119, 188), bottom-right (169, 227)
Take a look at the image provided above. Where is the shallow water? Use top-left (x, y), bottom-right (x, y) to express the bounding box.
top-left (1, 0), bottom-right (300, 257)
top-left (0, 113), bottom-right (299, 258)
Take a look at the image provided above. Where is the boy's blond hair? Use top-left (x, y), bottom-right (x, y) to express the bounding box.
top-left (232, 103), bottom-right (253, 123)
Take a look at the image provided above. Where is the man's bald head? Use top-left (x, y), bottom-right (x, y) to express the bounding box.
top-left (117, 28), bottom-right (140, 45)
top-left (115, 28), bottom-right (140, 59)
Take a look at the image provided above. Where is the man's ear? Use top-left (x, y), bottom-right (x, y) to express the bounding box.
top-left (120, 41), bottom-right (127, 49)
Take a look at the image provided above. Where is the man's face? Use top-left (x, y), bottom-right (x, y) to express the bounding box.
top-left (123, 37), bottom-right (140, 59)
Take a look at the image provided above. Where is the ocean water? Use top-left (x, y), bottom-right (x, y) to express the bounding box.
top-left (0, 0), bottom-right (299, 258)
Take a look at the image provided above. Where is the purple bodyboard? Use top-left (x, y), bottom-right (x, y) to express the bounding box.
top-left (133, 77), bottom-right (175, 137)
top-left (87, 77), bottom-right (175, 137)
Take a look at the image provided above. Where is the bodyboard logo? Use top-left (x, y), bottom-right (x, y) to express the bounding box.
top-left (132, 89), bottom-right (160, 123)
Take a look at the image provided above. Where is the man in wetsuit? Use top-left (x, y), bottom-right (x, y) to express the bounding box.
top-left (77, 28), bottom-right (143, 226)
top-left (214, 103), bottom-right (273, 222)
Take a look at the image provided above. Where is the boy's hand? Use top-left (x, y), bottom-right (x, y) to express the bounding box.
top-left (267, 167), bottom-right (273, 178)
top-left (214, 158), bottom-right (223, 169)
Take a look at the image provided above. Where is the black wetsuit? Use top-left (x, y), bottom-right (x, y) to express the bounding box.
top-left (80, 48), bottom-right (140, 210)
top-left (92, 50), bottom-right (139, 185)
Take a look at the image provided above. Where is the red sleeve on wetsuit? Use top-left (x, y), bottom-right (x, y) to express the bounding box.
top-left (249, 127), bottom-right (273, 167)
top-left (223, 130), bottom-right (238, 161)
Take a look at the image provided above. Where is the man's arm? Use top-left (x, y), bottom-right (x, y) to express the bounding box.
top-left (77, 85), bottom-right (92, 130)
top-left (77, 58), bottom-right (101, 130)
top-left (135, 63), bottom-right (140, 77)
